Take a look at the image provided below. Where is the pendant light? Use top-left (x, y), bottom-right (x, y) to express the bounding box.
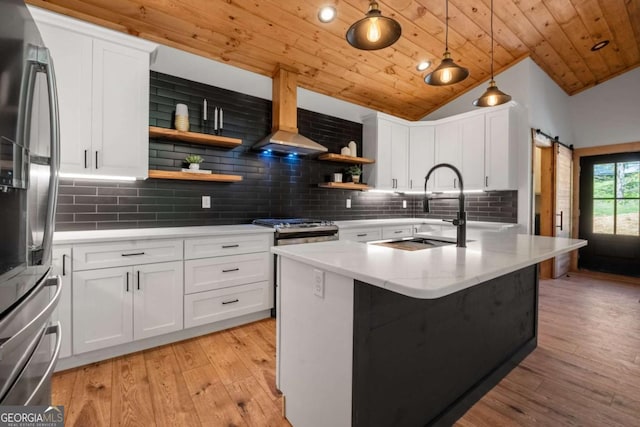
top-left (473, 0), bottom-right (511, 107)
top-left (425, 0), bottom-right (468, 86)
top-left (346, 1), bottom-right (402, 50)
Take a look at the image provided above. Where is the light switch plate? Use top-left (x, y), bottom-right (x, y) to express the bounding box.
top-left (346, 198), bottom-right (351, 209)
top-left (202, 196), bottom-right (211, 208)
top-left (313, 269), bottom-right (324, 298)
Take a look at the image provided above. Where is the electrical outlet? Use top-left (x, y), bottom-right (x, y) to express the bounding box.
top-left (403, 200), bottom-right (407, 209)
top-left (313, 269), bottom-right (324, 298)
top-left (202, 196), bottom-right (211, 208)
top-left (346, 198), bottom-right (351, 208)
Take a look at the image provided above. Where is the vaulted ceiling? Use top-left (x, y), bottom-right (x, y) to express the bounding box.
top-left (26, 0), bottom-right (640, 120)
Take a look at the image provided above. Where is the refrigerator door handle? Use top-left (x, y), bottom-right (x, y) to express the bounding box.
top-left (0, 276), bottom-right (61, 359)
top-left (24, 322), bottom-right (61, 406)
top-left (38, 47), bottom-right (61, 267)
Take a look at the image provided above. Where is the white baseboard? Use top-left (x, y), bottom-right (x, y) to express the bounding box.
top-left (54, 310), bottom-right (272, 372)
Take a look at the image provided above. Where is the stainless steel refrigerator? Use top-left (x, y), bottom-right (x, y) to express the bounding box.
top-left (0, 0), bottom-right (62, 406)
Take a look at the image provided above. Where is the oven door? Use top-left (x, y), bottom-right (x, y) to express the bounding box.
top-left (276, 235), bottom-right (339, 246)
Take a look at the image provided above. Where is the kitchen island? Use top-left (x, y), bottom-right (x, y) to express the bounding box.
top-left (273, 234), bottom-right (586, 427)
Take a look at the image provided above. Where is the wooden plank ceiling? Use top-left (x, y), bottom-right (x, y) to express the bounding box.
top-left (27, 0), bottom-right (640, 120)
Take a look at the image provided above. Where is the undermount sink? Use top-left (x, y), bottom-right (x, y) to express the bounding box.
top-left (368, 237), bottom-right (456, 251)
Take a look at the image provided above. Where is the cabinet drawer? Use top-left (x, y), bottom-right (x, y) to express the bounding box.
top-left (184, 234), bottom-right (271, 260)
top-left (339, 228), bottom-right (382, 242)
top-left (73, 239), bottom-right (182, 271)
top-left (184, 281), bottom-right (271, 328)
top-left (382, 225), bottom-right (413, 239)
top-left (185, 253), bottom-right (270, 294)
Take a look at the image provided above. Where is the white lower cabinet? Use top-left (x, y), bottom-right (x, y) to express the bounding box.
top-left (51, 247), bottom-right (72, 359)
top-left (339, 227), bottom-right (382, 242)
top-left (133, 261), bottom-right (184, 340)
top-left (382, 225), bottom-right (413, 239)
top-left (72, 261), bottom-right (183, 354)
top-left (73, 266), bottom-right (133, 354)
top-left (185, 281), bottom-right (271, 328)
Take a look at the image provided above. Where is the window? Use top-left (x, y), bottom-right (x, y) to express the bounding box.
top-left (592, 161), bottom-right (639, 236)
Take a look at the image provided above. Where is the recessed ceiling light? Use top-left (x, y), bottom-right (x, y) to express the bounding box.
top-left (318, 6), bottom-right (337, 23)
top-left (416, 61), bottom-right (431, 71)
top-left (591, 40), bottom-right (609, 51)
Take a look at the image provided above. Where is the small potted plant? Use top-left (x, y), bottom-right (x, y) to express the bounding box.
top-left (346, 165), bottom-right (362, 183)
top-left (185, 154), bottom-right (204, 170)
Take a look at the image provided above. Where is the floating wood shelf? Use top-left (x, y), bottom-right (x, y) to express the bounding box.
top-left (148, 170), bottom-right (243, 182)
top-left (318, 182), bottom-right (370, 190)
top-left (149, 126), bottom-right (242, 148)
top-left (317, 153), bottom-right (375, 164)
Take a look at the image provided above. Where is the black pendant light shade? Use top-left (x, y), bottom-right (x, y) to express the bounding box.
top-left (346, 1), bottom-right (401, 50)
top-left (424, 0), bottom-right (469, 86)
top-left (424, 51), bottom-right (469, 85)
top-left (473, 0), bottom-right (511, 107)
top-left (472, 80), bottom-right (512, 107)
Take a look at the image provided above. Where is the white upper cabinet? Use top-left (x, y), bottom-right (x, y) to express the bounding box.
top-left (408, 125), bottom-right (435, 191)
top-left (460, 114), bottom-right (486, 190)
top-left (434, 121), bottom-right (462, 191)
top-left (485, 108), bottom-right (517, 190)
top-left (31, 7), bottom-right (156, 179)
top-left (363, 115), bottom-right (409, 191)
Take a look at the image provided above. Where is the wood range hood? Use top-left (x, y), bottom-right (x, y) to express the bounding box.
top-left (253, 65), bottom-right (328, 156)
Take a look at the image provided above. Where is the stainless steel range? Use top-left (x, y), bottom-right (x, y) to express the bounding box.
top-left (253, 218), bottom-right (339, 245)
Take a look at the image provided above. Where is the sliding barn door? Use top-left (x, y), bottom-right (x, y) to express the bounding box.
top-left (553, 143), bottom-right (573, 278)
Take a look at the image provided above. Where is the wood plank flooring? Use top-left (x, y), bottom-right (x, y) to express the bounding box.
top-left (52, 274), bottom-right (640, 426)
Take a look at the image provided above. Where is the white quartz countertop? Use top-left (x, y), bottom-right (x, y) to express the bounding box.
top-left (53, 224), bottom-right (274, 245)
top-left (334, 218), bottom-right (519, 231)
top-left (272, 233), bottom-right (587, 299)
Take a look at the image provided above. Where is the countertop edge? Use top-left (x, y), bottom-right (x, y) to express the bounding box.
top-left (53, 225), bottom-right (275, 245)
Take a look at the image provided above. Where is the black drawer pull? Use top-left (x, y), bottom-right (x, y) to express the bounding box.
top-left (122, 252), bottom-right (145, 257)
top-left (394, 230), bottom-right (403, 234)
top-left (222, 244), bottom-right (239, 249)
top-left (356, 233), bottom-right (367, 237)
top-left (222, 299), bottom-right (239, 305)
top-left (222, 268), bottom-right (240, 273)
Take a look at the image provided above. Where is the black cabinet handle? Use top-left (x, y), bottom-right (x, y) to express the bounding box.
top-left (126, 272), bottom-right (129, 292)
top-left (556, 211), bottom-right (563, 231)
top-left (95, 151), bottom-right (99, 169)
top-left (137, 270), bottom-right (141, 290)
top-left (62, 254), bottom-right (67, 276)
top-left (485, 176), bottom-right (489, 187)
top-left (84, 150), bottom-right (88, 169)
top-left (222, 244), bottom-right (239, 249)
top-left (122, 252), bottom-right (145, 257)
top-left (222, 299), bottom-right (239, 305)
top-left (222, 268), bottom-right (240, 273)
top-left (356, 233), bottom-right (367, 237)
top-left (394, 230), bottom-right (403, 234)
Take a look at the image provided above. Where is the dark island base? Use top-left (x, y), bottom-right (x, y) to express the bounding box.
top-left (352, 265), bottom-right (538, 427)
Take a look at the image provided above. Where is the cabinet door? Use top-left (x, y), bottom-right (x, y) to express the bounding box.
top-left (390, 123), bottom-right (409, 190)
top-left (434, 121), bottom-right (462, 190)
top-left (409, 125), bottom-right (435, 191)
top-left (133, 261), bottom-right (183, 340)
top-left (376, 119), bottom-right (394, 189)
top-left (73, 267), bottom-right (133, 353)
top-left (461, 115), bottom-right (486, 190)
top-left (36, 23), bottom-right (92, 174)
top-left (339, 227), bottom-right (382, 242)
top-left (51, 247), bottom-right (72, 359)
top-left (485, 109), bottom-right (516, 190)
top-left (92, 39), bottom-right (149, 179)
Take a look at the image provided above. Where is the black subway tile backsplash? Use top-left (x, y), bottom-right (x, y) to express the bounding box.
top-left (55, 72), bottom-right (517, 231)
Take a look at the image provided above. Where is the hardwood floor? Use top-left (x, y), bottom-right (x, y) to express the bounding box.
top-left (52, 274), bottom-right (640, 426)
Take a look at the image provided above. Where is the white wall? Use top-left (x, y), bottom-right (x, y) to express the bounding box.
top-left (570, 67), bottom-right (640, 148)
top-left (150, 44), bottom-right (375, 124)
top-left (527, 63), bottom-right (573, 145)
